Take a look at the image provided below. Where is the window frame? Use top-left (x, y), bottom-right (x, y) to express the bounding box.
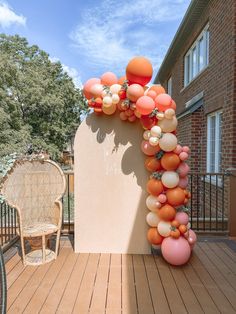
top-left (167, 76), bottom-right (172, 96)
top-left (184, 24), bottom-right (209, 87)
top-left (207, 110), bottom-right (222, 173)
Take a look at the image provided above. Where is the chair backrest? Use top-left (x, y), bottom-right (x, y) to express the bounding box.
top-left (1, 159), bottom-right (66, 226)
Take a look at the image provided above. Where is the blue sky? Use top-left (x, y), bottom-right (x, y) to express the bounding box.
top-left (0, 0), bottom-right (191, 87)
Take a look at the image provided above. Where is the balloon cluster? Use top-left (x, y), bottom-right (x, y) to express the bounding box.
top-left (83, 56), bottom-right (196, 266)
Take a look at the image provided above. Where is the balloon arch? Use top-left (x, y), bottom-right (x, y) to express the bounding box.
top-left (82, 57), bottom-right (197, 266)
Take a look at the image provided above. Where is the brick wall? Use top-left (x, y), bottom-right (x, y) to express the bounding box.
top-left (161, 0), bottom-right (236, 171)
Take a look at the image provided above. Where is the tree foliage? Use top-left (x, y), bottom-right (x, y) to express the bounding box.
top-left (0, 34), bottom-right (88, 159)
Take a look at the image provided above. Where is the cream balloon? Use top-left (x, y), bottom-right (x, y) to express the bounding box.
top-left (146, 195), bottom-right (161, 212)
top-left (150, 125), bottom-right (162, 137)
top-left (156, 112), bottom-right (165, 120)
top-left (159, 133), bottom-right (177, 152)
top-left (149, 137), bottom-right (159, 146)
top-left (101, 90), bottom-right (108, 98)
top-left (102, 102), bottom-right (116, 115)
top-left (146, 212), bottom-right (160, 227)
top-left (161, 171), bottom-right (179, 188)
top-left (158, 116), bottom-right (178, 133)
top-left (103, 96), bottom-right (112, 106)
top-left (143, 130), bottom-right (151, 140)
top-left (157, 221), bottom-right (171, 237)
top-left (112, 94), bottom-right (120, 104)
top-left (110, 84), bottom-right (122, 94)
top-left (165, 108), bottom-right (175, 119)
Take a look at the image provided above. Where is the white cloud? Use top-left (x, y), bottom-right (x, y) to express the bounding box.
top-left (0, 2), bottom-right (26, 28)
top-left (49, 57), bottom-right (83, 88)
top-left (70, 0), bottom-right (190, 74)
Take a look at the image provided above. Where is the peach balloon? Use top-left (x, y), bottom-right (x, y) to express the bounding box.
top-left (83, 78), bottom-right (101, 99)
top-left (146, 195), bottom-right (161, 212)
top-left (141, 140), bottom-right (160, 156)
top-left (101, 72), bottom-right (118, 86)
top-left (157, 221), bottom-right (171, 237)
top-left (158, 116), bottom-right (178, 133)
top-left (146, 90), bottom-right (157, 100)
top-left (110, 84), bottom-right (122, 94)
top-left (146, 212), bottom-right (160, 227)
top-left (102, 102), bottom-right (117, 115)
top-left (149, 85), bottom-right (166, 96)
top-left (159, 133), bottom-right (178, 152)
top-left (155, 93), bottom-right (172, 112)
top-left (126, 56), bottom-right (153, 86)
top-left (126, 84), bottom-right (144, 102)
top-left (136, 96), bottom-right (155, 115)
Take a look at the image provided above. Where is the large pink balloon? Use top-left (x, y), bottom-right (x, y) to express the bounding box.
top-left (101, 72), bottom-right (118, 86)
top-left (136, 96), bottom-right (155, 115)
top-left (83, 78), bottom-right (101, 100)
top-left (141, 140), bottom-right (160, 156)
top-left (161, 236), bottom-right (191, 266)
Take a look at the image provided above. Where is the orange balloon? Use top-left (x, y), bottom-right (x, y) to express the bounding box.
top-left (118, 75), bottom-right (127, 85)
top-left (126, 84), bottom-right (144, 102)
top-left (101, 72), bottom-right (118, 86)
top-left (158, 204), bottom-right (176, 221)
top-left (126, 56), bottom-right (153, 86)
top-left (155, 93), bottom-right (172, 112)
top-left (149, 85), bottom-right (166, 96)
top-left (83, 78), bottom-right (101, 100)
top-left (166, 187), bottom-right (186, 206)
top-left (147, 228), bottom-right (163, 245)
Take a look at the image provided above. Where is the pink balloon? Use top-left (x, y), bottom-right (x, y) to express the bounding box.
top-left (188, 229), bottom-right (197, 249)
top-left (101, 72), bottom-right (118, 86)
top-left (173, 144), bottom-right (183, 155)
top-left (136, 96), bottom-right (155, 115)
top-left (177, 162), bottom-right (190, 178)
top-left (141, 140), bottom-right (160, 156)
top-left (179, 152), bottom-right (189, 161)
top-left (157, 194), bottom-right (167, 203)
top-left (175, 212), bottom-right (189, 225)
top-left (182, 146), bottom-right (190, 153)
top-left (83, 78), bottom-right (101, 100)
top-left (178, 176), bottom-right (188, 189)
top-left (120, 112), bottom-right (128, 121)
top-left (146, 90), bottom-right (157, 100)
top-left (161, 236), bottom-right (191, 266)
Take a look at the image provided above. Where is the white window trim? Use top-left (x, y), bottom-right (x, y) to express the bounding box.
top-left (207, 110), bottom-right (222, 173)
top-left (184, 23), bottom-right (209, 87)
top-left (167, 76), bottom-right (172, 96)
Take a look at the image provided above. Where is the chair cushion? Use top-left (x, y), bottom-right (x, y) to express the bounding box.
top-left (22, 222), bottom-right (59, 237)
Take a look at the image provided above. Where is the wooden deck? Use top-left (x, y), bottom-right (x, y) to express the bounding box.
top-left (4, 237), bottom-right (236, 314)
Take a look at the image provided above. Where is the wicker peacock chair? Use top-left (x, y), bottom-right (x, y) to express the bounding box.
top-left (0, 159), bottom-right (66, 266)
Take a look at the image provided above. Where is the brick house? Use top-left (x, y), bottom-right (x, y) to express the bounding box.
top-left (154, 0), bottom-right (236, 233)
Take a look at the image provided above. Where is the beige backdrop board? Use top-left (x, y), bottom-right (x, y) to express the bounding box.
top-left (74, 112), bottom-right (150, 254)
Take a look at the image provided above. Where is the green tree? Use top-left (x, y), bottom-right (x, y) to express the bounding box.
top-left (0, 34), bottom-right (88, 159)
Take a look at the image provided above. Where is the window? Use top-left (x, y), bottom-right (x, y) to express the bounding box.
top-left (167, 76), bottom-right (172, 96)
top-left (207, 111), bottom-right (222, 173)
top-left (184, 24), bottom-right (209, 86)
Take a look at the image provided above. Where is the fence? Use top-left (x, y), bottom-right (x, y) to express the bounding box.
top-left (0, 171), bottom-right (233, 251)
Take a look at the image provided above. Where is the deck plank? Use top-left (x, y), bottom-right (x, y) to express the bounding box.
top-left (217, 242), bottom-right (236, 263)
top-left (39, 249), bottom-right (78, 313)
top-left (121, 254), bottom-right (138, 314)
top-left (133, 254), bottom-right (154, 314)
top-left (23, 245), bottom-right (69, 314)
top-left (183, 261), bottom-right (220, 313)
top-left (143, 254), bottom-right (170, 314)
top-left (154, 255), bottom-right (187, 314)
top-left (89, 254), bottom-right (110, 314)
top-left (56, 253), bottom-right (89, 314)
top-left (5, 253), bottom-right (21, 275)
top-left (106, 254), bottom-right (122, 314)
top-left (191, 249), bottom-right (236, 313)
top-left (210, 242), bottom-right (236, 274)
top-left (72, 254), bottom-right (100, 314)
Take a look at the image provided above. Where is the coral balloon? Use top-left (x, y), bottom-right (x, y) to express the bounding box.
top-left (155, 93), bottom-right (172, 112)
top-left (90, 83), bottom-right (103, 97)
top-left (101, 72), bottom-right (118, 86)
top-left (159, 133), bottom-right (177, 152)
top-left (147, 178), bottom-right (164, 196)
top-left (102, 103), bottom-right (117, 115)
top-left (161, 152), bottom-right (180, 171)
top-left (158, 117), bottom-right (178, 133)
top-left (83, 78), bottom-right (101, 99)
top-left (146, 195), bottom-right (161, 212)
top-left (157, 221), bottom-right (171, 237)
top-left (147, 228), bottom-right (163, 245)
top-left (146, 90), bottom-right (157, 100)
top-left (136, 96), bottom-right (155, 115)
top-left (158, 204), bottom-right (176, 221)
top-left (149, 85), bottom-right (166, 96)
top-left (161, 171), bottom-right (179, 188)
top-left (145, 157), bottom-right (162, 172)
top-left (126, 56), bottom-right (153, 86)
top-left (118, 75), bottom-right (126, 85)
top-left (175, 212), bottom-right (189, 225)
top-left (141, 140), bottom-right (160, 156)
top-left (146, 212), bottom-right (160, 227)
top-left (166, 187), bottom-right (186, 206)
top-left (126, 84), bottom-right (144, 102)
top-left (161, 237), bottom-right (191, 266)
top-left (140, 115), bottom-right (157, 129)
